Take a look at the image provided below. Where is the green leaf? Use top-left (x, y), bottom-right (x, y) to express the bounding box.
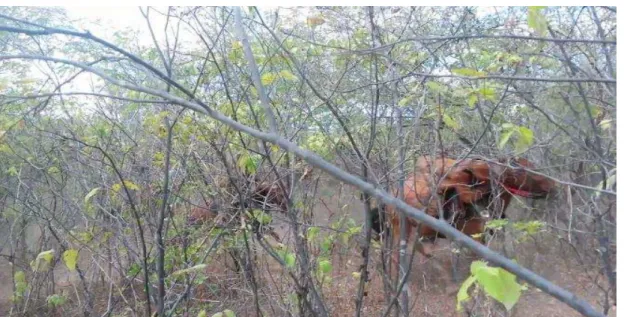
top-left (451, 67), bottom-right (485, 77)
top-left (457, 275), bottom-right (477, 311)
top-left (237, 154), bottom-right (258, 175)
top-left (62, 249), bottom-right (79, 271)
top-left (7, 166), bottom-right (18, 176)
top-left (468, 94), bottom-right (478, 108)
top-left (599, 119), bottom-right (613, 131)
top-left (47, 166), bottom-right (60, 174)
top-left (14, 271), bottom-right (26, 284)
top-left (498, 130), bottom-right (514, 149)
top-left (84, 187), bottom-right (100, 204)
top-left (47, 294), bottom-right (67, 308)
top-left (307, 227), bottom-right (320, 240)
top-left (128, 263), bottom-right (142, 276)
top-left (112, 180), bottom-right (140, 193)
top-left (485, 219), bottom-right (509, 230)
top-left (321, 236), bottom-right (334, 253)
top-left (471, 261), bottom-right (522, 311)
top-left (31, 249), bottom-right (55, 272)
top-left (318, 259), bottom-right (332, 274)
top-left (515, 126), bottom-right (534, 153)
top-left (249, 209), bottom-right (272, 225)
top-left (279, 70), bottom-right (297, 81)
top-left (478, 87), bottom-right (497, 101)
top-left (589, 105), bottom-right (603, 119)
top-left (425, 81), bottom-right (444, 92)
top-left (14, 271), bottom-right (27, 295)
top-left (528, 7), bottom-right (548, 36)
top-left (443, 114), bottom-right (460, 131)
top-left (198, 310), bottom-right (207, 317)
top-left (398, 95), bottom-right (413, 107)
top-left (501, 123), bottom-right (516, 130)
top-left (231, 41), bottom-right (242, 50)
top-left (223, 310), bottom-right (236, 317)
top-left (517, 126), bottom-right (534, 145)
top-left (261, 73), bottom-right (278, 85)
top-left (284, 253), bottom-right (296, 268)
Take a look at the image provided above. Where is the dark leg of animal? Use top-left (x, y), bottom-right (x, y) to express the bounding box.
top-left (364, 207), bottom-right (383, 259)
top-left (443, 189), bottom-right (463, 283)
top-left (370, 207), bottom-right (383, 239)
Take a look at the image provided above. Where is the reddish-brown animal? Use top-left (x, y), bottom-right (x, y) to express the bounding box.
top-left (371, 155), bottom-right (557, 267)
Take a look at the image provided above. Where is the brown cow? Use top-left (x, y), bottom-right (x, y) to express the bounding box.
top-left (371, 155), bottom-right (557, 266)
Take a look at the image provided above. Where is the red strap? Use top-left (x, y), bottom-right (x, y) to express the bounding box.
top-left (504, 185), bottom-right (533, 197)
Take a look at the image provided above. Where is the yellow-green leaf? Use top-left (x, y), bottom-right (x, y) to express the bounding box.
top-left (261, 73), bottom-right (278, 85)
top-left (599, 119), bottom-right (613, 131)
top-left (62, 249), bottom-right (79, 271)
top-left (498, 130), bottom-right (514, 149)
top-left (425, 81), bottom-right (444, 92)
top-left (517, 126), bottom-right (534, 145)
top-left (443, 114), bottom-right (460, 131)
top-left (528, 7), bottom-right (548, 36)
top-left (457, 275), bottom-right (477, 311)
top-left (398, 95), bottom-right (413, 107)
top-left (307, 227), bottom-right (320, 241)
top-left (198, 310), bottom-right (207, 317)
top-left (31, 249), bottom-right (55, 272)
top-left (14, 271), bottom-right (27, 295)
top-left (237, 154), bottom-right (258, 175)
top-left (7, 166), bottom-right (18, 176)
top-left (515, 126), bottom-right (534, 153)
top-left (589, 105), bottom-right (603, 119)
top-left (279, 70), bottom-right (297, 81)
top-left (231, 41), bottom-right (242, 50)
top-left (468, 94), bottom-right (478, 108)
top-left (120, 180), bottom-right (140, 191)
top-left (39, 250), bottom-right (54, 263)
top-left (478, 87), bottom-right (497, 101)
top-left (84, 187), bottom-right (100, 204)
top-left (470, 261), bottom-right (522, 311)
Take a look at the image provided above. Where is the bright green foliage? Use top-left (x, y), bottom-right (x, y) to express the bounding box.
top-left (31, 249), bottom-right (55, 272)
top-left (498, 123), bottom-right (535, 154)
top-left (457, 261), bottom-right (523, 312)
top-left (528, 7), bottom-right (548, 36)
top-left (276, 245), bottom-right (296, 268)
top-left (62, 249), bottom-right (79, 271)
top-left (12, 271), bottom-right (27, 302)
top-left (246, 209), bottom-right (272, 225)
top-left (47, 294), bottom-right (67, 308)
